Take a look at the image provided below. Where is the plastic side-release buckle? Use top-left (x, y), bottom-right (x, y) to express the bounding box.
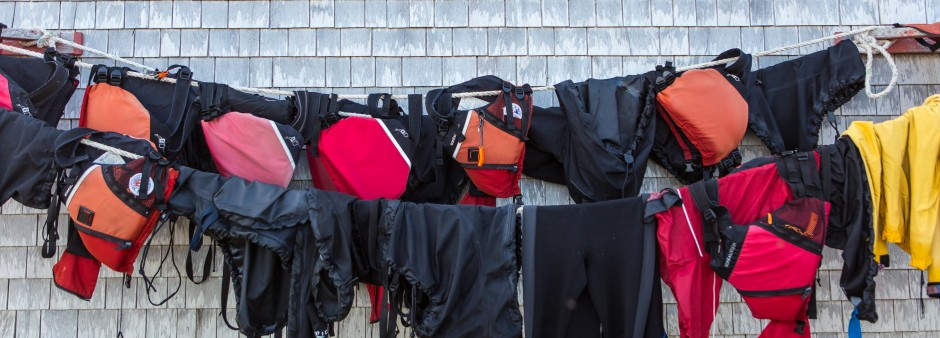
top-left (93, 66), bottom-right (109, 84)
top-left (436, 119), bottom-right (450, 135)
top-left (107, 67), bottom-right (124, 86)
top-left (702, 209), bottom-right (717, 225)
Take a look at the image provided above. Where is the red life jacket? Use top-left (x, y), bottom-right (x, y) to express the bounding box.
top-left (426, 77), bottom-right (533, 199)
top-left (307, 94), bottom-right (420, 200)
top-left (688, 153), bottom-right (829, 337)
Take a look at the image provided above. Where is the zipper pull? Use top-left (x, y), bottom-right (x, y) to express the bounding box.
top-left (802, 286), bottom-right (812, 300)
top-left (477, 112), bottom-right (485, 167)
top-left (116, 241), bottom-right (133, 250)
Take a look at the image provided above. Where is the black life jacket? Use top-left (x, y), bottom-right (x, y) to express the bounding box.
top-left (0, 48), bottom-right (80, 126)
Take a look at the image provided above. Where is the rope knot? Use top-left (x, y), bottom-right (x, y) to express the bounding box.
top-left (853, 32), bottom-right (898, 99)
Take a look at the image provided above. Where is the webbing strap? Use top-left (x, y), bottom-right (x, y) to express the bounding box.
top-left (632, 200), bottom-right (658, 338)
top-left (689, 180), bottom-right (722, 256)
top-left (501, 82), bottom-right (516, 131)
top-left (407, 94), bottom-right (423, 145)
top-left (41, 169), bottom-right (64, 258)
top-left (53, 127), bottom-right (101, 167)
top-left (198, 82), bottom-right (226, 121)
top-left (29, 54), bottom-right (70, 106)
top-left (368, 93), bottom-right (393, 117)
top-left (220, 263), bottom-right (240, 331)
top-left (185, 216), bottom-right (213, 284)
top-left (775, 152), bottom-right (822, 199)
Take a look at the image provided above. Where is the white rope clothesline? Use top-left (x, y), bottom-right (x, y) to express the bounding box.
top-left (0, 25), bottom-right (900, 157)
top-left (5, 26), bottom-right (898, 100)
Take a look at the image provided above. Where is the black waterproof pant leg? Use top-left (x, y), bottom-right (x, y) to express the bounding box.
top-left (523, 197), bottom-right (664, 338)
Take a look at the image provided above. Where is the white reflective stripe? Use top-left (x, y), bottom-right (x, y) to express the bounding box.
top-left (677, 189), bottom-right (704, 258)
top-left (451, 111), bottom-right (473, 159)
top-left (377, 120), bottom-right (412, 168)
top-left (269, 120), bottom-right (296, 170)
top-left (65, 165), bottom-right (100, 209)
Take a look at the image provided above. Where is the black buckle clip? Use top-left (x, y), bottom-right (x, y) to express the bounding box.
top-left (502, 82), bottom-right (513, 94)
top-left (94, 66), bottom-right (109, 84)
top-left (58, 54), bottom-right (76, 68)
top-left (702, 209), bottom-right (717, 225)
top-left (514, 87), bottom-right (526, 100)
top-left (43, 48), bottom-right (57, 63)
top-left (107, 67), bottom-right (125, 86)
top-left (436, 119), bottom-right (450, 134)
top-left (323, 111), bottom-right (340, 124)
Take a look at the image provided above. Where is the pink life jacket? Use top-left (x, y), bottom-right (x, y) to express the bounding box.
top-left (198, 83), bottom-right (304, 187)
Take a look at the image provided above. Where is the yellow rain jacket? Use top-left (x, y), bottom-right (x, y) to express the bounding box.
top-left (844, 95), bottom-right (940, 281)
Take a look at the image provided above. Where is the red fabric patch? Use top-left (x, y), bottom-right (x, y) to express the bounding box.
top-left (53, 252), bottom-right (102, 300)
top-left (0, 74), bottom-right (12, 110)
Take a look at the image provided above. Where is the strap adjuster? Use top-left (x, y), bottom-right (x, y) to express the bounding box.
top-left (702, 209), bottom-right (717, 225)
top-left (176, 68), bottom-right (192, 81)
top-left (502, 82), bottom-right (513, 93)
top-left (437, 119), bottom-right (450, 134)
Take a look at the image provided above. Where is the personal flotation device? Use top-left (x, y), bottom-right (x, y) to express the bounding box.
top-left (196, 82), bottom-right (304, 187)
top-left (80, 65), bottom-right (197, 161)
top-left (426, 76), bottom-right (534, 199)
top-left (47, 128), bottom-right (177, 300)
top-left (0, 48), bottom-right (80, 126)
top-left (652, 50), bottom-right (750, 184)
top-left (689, 152), bottom-right (829, 337)
top-left (306, 93), bottom-right (421, 200)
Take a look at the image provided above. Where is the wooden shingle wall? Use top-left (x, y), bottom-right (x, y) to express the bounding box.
top-left (1, 0), bottom-right (938, 337)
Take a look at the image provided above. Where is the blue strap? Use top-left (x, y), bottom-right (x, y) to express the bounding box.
top-left (848, 307), bottom-right (862, 338)
top-left (190, 205), bottom-right (220, 251)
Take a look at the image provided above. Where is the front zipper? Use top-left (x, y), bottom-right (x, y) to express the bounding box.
top-left (461, 163), bottom-right (519, 171)
top-left (476, 111), bottom-right (485, 167)
top-left (75, 225), bottom-right (133, 250)
top-left (737, 285), bottom-right (812, 299)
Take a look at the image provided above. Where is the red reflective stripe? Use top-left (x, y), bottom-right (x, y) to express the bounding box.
top-left (0, 75), bottom-right (12, 110)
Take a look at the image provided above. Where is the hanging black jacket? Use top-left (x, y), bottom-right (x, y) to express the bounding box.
top-left (0, 109), bottom-right (63, 209)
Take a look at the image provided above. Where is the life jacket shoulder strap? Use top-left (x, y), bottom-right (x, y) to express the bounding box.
top-left (688, 179), bottom-right (725, 257)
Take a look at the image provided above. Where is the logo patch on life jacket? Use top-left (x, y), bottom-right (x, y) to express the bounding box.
top-left (503, 103), bottom-right (523, 119)
top-left (395, 128), bottom-right (409, 138)
top-left (127, 173), bottom-right (155, 197)
top-left (77, 206), bottom-right (95, 226)
top-left (285, 135), bottom-right (301, 147)
top-left (783, 212), bottom-right (818, 238)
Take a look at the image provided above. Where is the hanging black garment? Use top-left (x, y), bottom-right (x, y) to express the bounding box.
top-left (522, 105), bottom-right (568, 185)
top-left (746, 39), bottom-right (865, 154)
top-left (0, 109), bottom-right (63, 208)
top-left (554, 73), bottom-right (657, 203)
top-left (0, 49), bottom-right (80, 127)
top-left (818, 138), bottom-right (878, 322)
top-left (381, 201), bottom-right (522, 338)
top-left (522, 197), bottom-right (665, 338)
